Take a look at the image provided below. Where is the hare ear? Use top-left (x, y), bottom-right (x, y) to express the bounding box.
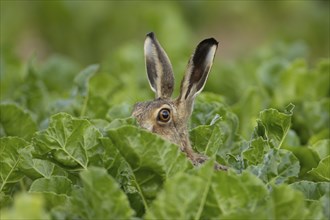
top-left (177, 38), bottom-right (218, 113)
top-left (144, 32), bottom-right (174, 99)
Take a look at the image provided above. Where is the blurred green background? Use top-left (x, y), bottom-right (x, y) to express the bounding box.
top-left (1, 1), bottom-right (329, 63)
top-left (1, 0), bottom-right (329, 141)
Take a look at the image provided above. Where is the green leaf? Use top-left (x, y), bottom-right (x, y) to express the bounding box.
top-left (29, 176), bottom-right (72, 195)
top-left (89, 71), bottom-right (121, 100)
top-left (293, 98), bottom-right (330, 144)
top-left (100, 137), bottom-right (139, 193)
top-left (321, 194), bottom-right (330, 219)
top-left (0, 192), bottom-right (12, 209)
top-left (201, 170), bottom-right (268, 219)
top-left (284, 145), bottom-right (320, 178)
top-left (305, 200), bottom-right (326, 220)
top-left (99, 137), bottom-right (126, 171)
top-left (39, 55), bottom-right (80, 94)
top-left (0, 103), bottom-right (37, 140)
top-left (0, 137), bottom-right (29, 193)
top-left (0, 193), bottom-right (50, 220)
top-left (70, 167), bottom-right (134, 219)
top-left (33, 113), bottom-right (103, 170)
top-left (191, 93), bottom-right (238, 131)
top-left (106, 103), bottom-right (133, 121)
top-left (18, 146), bottom-right (55, 179)
top-left (256, 58), bottom-right (289, 95)
top-left (73, 64), bottom-right (99, 97)
top-left (252, 119), bottom-right (267, 140)
top-left (190, 115), bottom-right (222, 157)
top-left (257, 104), bottom-right (294, 148)
top-left (100, 137), bottom-right (136, 193)
top-left (145, 160), bottom-right (215, 220)
top-left (191, 93), bottom-right (243, 167)
top-left (243, 137), bottom-right (270, 166)
top-left (84, 94), bottom-right (110, 119)
top-left (232, 87), bottom-right (266, 139)
top-left (146, 162), bottom-right (269, 219)
top-left (282, 129), bottom-right (301, 147)
top-left (14, 64), bottom-right (50, 122)
top-left (309, 129), bottom-right (330, 146)
top-left (273, 59), bottom-right (330, 107)
top-left (308, 156), bottom-right (330, 181)
top-left (106, 117), bottom-right (138, 130)
top-left (248, 148), bottom-right (300, 184)
top-left (311, 139), bottom-right (330, 160)
top-left (107, 125), bottom-right (191, 177)
top-left (72, 64), bottom-right (99, 117)
top-left (29, 176), bottom-right (72, 211)
top-left (101, 136), bottom-right (146, 216)
top-left (290, 181), bottom-right (330, 201)
top-left (107, 125), bottom-right (191, 211)
top-left (268, 184), bottom-right (308, 219)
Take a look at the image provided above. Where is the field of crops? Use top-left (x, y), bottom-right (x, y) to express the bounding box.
top-left (1, 1), bottom-right (329, 219)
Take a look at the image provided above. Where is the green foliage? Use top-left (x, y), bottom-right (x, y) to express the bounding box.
top-left (0, 2), bottom-right (329, 218)
top-left (0, 103), bottom-right (37, 140)
top-left (0, 193), bottom-right (50, 220)
top-left (33, 113), bottom-right (104, 170)
top-left (308, 156), bottom-right (330, 182)
top-left (1, 82), bottom-right (329, 219)
top-left (1, 56), bottom-right (329, 220)
top-left (70, 167), bottom-right (134, 219)
top-left (0, 137), bottom-right (29, 194)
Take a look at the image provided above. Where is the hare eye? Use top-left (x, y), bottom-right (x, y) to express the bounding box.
top-left (158, 108), bottom-right (171, 122)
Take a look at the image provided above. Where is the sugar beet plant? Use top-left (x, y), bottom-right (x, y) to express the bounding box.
top-left (0, 46), bottom-right (329, 219)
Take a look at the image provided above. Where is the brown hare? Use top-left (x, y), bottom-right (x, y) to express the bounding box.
top-left (132, 32), bottom-right (227, 171)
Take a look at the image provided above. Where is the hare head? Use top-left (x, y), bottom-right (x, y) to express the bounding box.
top-left (133, 32), bottom-right (224, 169)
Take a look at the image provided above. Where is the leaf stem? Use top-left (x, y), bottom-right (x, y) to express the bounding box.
top-left (278, 123), bottom-right (290, 149)
top-left (132, 171), bottom-right (149, 212)
top-left (195, 168), bottom-right (213, 220)
top-left (19, 178), bottom-right (26, 192)
top-left (80, 94), bottom-right (89, 117)
top-left (0, 158), bottom-right (20, 192)
top-left (49, 135), bottom-right (88, 170)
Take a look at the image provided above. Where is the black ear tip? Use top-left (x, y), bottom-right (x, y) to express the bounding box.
top-left (210, 38), bottom-right (219, 45)
top-left (198, 38), bottom-right (219, 47)
top-left (146, 32), bottom-right (155, 39)
top-left (203, 38), bottom-right (219, 46)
